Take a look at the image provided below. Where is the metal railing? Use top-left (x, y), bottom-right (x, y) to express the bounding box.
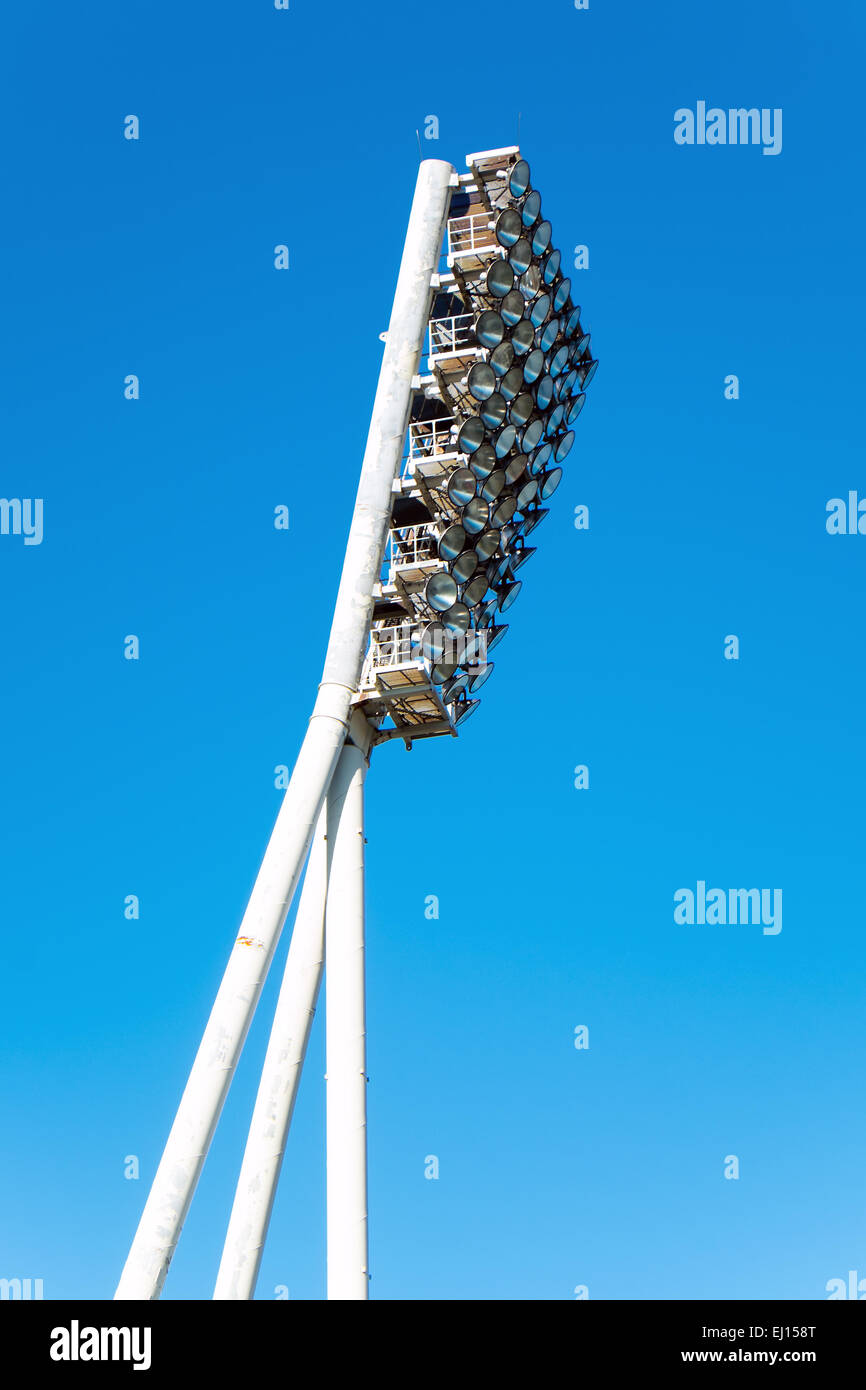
top-left (407, 416), bottom-right (457, 459)
top-left (447, 211), bottom-right (496, 259)
top-left (388, 524), bottom-right (438, 573)
top-left (361, 620), bottom-right (491, 688)
top-left (363, 623), bottom-right (421, 679)
top-left (428, 312), bottom-right (474, 356)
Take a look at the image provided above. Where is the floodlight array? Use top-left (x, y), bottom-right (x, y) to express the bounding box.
top-left (362, 149), bottom-right (597, 741)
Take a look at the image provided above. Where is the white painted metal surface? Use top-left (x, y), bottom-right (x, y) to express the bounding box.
top-left (325, 741), bottom-right (369, 1300)
top-left (212, 803), bottom-right (328, 1301)
top-left (115, 158), bottom-right (455, 1301)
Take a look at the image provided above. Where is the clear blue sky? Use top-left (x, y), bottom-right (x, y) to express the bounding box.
top-left (1, 0), bottom-right (864, 1301)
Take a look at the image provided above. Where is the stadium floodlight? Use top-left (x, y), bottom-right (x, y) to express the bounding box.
top-left (115, 145), bottom-right (598, 1302)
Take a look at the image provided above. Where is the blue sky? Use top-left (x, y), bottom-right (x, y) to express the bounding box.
top-left (1, 0), bottom-right (864, 1300)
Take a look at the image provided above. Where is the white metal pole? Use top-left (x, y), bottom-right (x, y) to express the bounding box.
top-left (325, 740), bottom-right (369, 1300)
top-left (115, 158), bottom-right (454, 1301)
top-left (212, 804), bottom-right (328, 1301)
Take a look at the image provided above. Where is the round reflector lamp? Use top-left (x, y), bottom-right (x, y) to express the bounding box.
top-left (468, 362), bottom-right (496, 401)
top-left (474, 529), bottom-right (501, 562)
top-left (539, 318), bottom-right (560, 353)
top-left (521, 418), bottom-right (544, 452)
top-left (426, 571), bottom-right (458, 612)
top-left (553, 277), bottom-right (571, 313)
top-left (461, 497), bottom-right (489, 535)
top-left (554, 430), bottom-right (575, 463)
top-left (509, 237), bottom-right (533, 276)
top-left (457, 417), bottom-right (485, 455)
top-left (521, 507), bottom-right (549, 536)
top-left (486, 259), bottom-right (514, 298)
top-left (480, 393), bottom-right (506, 430)
top-left (510, 319), bottom-right (534, 355)
top-left (479, 469), bottom-right (505, 503)
top-left (521, 190), bottom-right (541, 227)
top-left (529, 293), bottom-right (551, 328)
top-left (421, 622), bottom-right (447, 661)
top-left (500, 289), bottom-right (524, 326)
top-left (497, 580), bottom-right (522, 613)
top-left (510, 391), bottom-right (534, 426)
top-left (476, 310), bottom-right (505, 348)
top-left (519, 265), bottom-right (541, 299)
top-left (469, 442), bottom-right (497, 479)
top-left (531, 220), bottom-right (552, 256)
top-left (495, 208), bottom-right (522, 248)
top-left (441, 601), bottom-right (470, 634)
top-left (504, 452), bottom-right (529, 484)
top-left (508, 159), bottom-right (530, 198)
top-left (516, 477), bottom-right (539, 510)
top-left (510, 544), bottom-right (536, 571)
top-left (493, 423), bottom-right (516, 459)
top-left (431, 658), bottom-right (458, 684)
top-left (550, 346), bottom-right (570, 378)
top-left (447, 467), bottom-right (477, 507)
top-left (499, 364), bottom-right (523, 401)
top-left (523, 347), bottom-right (545, 384)
top-left (528, 443), bottom-right (552, 475)
top-left (469, 662), bottom-right (494, 693)
top-left (538, 467), bottom-right (563, 500)
top-left (438, 522), bottom-right (466, 560)
top-left (547, 402), bottom-right (566, 434)
top-left (452, 698), bottom-right (480, 726)
top-left (580, 359), bottom-right (599, 388)
top-left (462, 574), bottom-right (489, 606)
top-left (535, 375), bottom-right (555, 411)
top-left (565, 305), bottom-right (582, 338)
top-left (450, 550), bottom-right (477, 584)
top-left (542, 248), bottom-right (561, 285)
top-left (442, 672), bottom-right (470, 702)
top-left (489, 340), bottom-right (515, 376)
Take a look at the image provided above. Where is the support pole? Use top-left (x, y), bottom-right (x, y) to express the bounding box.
top-left (212, 804), bottom-right (328, 1301)
top-left (325, 740), bottom-right (369, 1300)
top-left (115, 158), bottom-right (455, 1301)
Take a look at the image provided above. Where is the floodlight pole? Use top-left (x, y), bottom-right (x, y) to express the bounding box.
top-left (213, 712), bottom-right (374, 1301)
top-left (213, 801), bottom-right (328, 1301)
top-left (115, 158), bottom-right (455, 1301)
top-left (325, 735), bottom-right (370, 1300)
